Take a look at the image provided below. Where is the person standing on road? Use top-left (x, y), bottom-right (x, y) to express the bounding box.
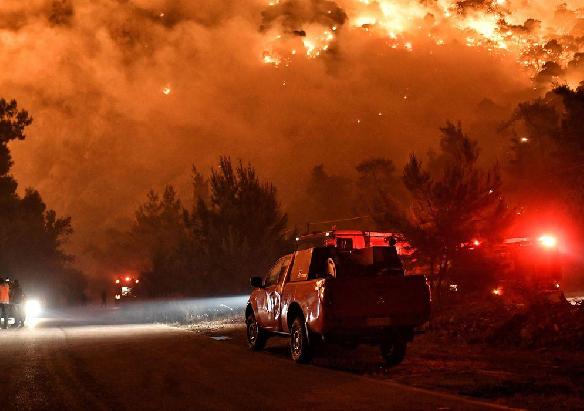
top-left (101, 289), bottom-right (107, 307)
top-left (0, 278), bottom-right (10, 329)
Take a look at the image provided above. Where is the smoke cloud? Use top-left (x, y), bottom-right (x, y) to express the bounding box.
top-left (0, 0), bottom-right (582, 277)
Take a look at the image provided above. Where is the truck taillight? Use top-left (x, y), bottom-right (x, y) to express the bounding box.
top-left (492, 287), bottom-right (503, 296)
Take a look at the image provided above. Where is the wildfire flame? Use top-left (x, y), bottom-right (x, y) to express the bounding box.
top-left (261, 0), bottom-right (584, 81)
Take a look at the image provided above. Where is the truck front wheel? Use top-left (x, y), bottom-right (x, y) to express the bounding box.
top-left (290, 317), bottom-right (311, 363)
top-left (380, 338), bottom-right (407, 366)
top-left (246, 312), bottom-right (267, 351)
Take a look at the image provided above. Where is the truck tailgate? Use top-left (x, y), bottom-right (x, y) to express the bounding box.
top-left (325, 275), bottom-right (430, 330)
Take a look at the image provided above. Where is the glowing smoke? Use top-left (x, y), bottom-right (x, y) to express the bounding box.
top-left (0, 0), bottom-right (581, 278)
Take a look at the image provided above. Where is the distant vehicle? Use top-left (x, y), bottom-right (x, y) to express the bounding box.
top-left (493, 234), bottom-right (564, 300)
top-left (451, 234), bottom-right (564, 301)
top-left (113, 275), bottom-right (141, 304)
top-left (245, 231), bottom-right (431, 365)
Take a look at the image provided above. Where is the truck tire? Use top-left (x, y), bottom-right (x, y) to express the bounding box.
top-left (381, 338), bottom-right (407, 367)
top-left (290, 317), bottom-right (311, 363)
top-left (246, 312), bottom-right (267, 351)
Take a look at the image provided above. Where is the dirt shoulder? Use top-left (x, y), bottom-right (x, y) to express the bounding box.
top-left (189, 320), bottom-right (584, 410)
top-left (389, 334), bottom-right (584, 410)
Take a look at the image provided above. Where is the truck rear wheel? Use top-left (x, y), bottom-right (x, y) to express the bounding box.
top-left (380, 338), bottom-right (407, 366)
top-left (290, 317), bottom-right (311, 363)
top-left (246, 312), bottom-right (267, 351)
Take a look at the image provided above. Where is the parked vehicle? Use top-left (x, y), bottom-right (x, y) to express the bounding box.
top-left (113, 275), bottom-right (141, 304)
top-left (450, 234), bottom-right (565, 302)
top-left (245, 231), bottom-right (431, 365)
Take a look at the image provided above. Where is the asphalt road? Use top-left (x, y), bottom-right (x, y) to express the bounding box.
top-left (0, 320), bottom-right (515, 411)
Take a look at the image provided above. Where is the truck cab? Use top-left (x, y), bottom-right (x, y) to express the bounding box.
top-left (245, 231), bottom-right (430, 365)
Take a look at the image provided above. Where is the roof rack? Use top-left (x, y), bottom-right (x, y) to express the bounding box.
top-left (295, 229), bottom-right (400, 251)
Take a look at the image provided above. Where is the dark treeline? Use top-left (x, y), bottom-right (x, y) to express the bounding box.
top-left (117, 84), bottom-right (584, 297)
top-left (109, 157), bottom-right (292, 297)
top-left (504, 85), bottom-right (584, 224)
top-left (120, 156), bottom-right (411, 296)
top-left (0, 99), bottom-right (85, 305)
top-left (3, 85), bottom-right (584, 302)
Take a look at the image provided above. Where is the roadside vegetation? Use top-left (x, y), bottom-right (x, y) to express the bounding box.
top-left (0, 99), bottom-right (85, 305)
top-left (1, 84), bottom-right (584, 306)
top-left (105, 157), bottom-right (293, 296)
top-left (80, 84), bottom-right (584, 302)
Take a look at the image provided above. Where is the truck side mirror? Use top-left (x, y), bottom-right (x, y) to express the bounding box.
top-left (250, 276), bottom-right (263, 288)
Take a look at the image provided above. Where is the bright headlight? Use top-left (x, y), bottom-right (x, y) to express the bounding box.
top-left (25, 299), bottom-right (42, 318)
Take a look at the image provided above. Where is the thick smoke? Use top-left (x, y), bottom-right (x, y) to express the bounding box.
top-left (261, 0), bottom-right (348, 33)
top-left (0, 0), bottom-right (581, 278)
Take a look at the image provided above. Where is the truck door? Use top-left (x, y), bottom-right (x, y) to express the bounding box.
top-left (257, 255), bottom-right (292, 331)
top-left (265, 254), bottom-right (293, 331)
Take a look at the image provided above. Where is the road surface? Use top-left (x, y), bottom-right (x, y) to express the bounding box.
top-left (0, 320), bottom-right (515, 411)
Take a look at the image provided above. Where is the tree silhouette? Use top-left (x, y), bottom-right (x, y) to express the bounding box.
top-left (305, 164), bottom-right (353, 224)
top-left (0, 99), bottom-right (84, 305)
top-left (376, 122), bottom-right (510, 299)
top-left (355, 157), bottom-right (406, 220)
top-left (193, 157), bottom-right (290, 294)
top-left (132, 186), bottom-right (191, 296)
top-left (505, 84), bottom-right (584, 225)
top-left (128, 157), bottom-right (291, 296)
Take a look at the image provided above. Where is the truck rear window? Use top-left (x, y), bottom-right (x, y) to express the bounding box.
top-left (308, 247), bottom-right (404, 279)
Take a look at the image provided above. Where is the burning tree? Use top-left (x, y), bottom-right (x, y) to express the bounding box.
top-left (376, 122), bottom-right (511, 299)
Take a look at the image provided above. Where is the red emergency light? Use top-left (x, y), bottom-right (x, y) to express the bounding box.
top-left (538, 235), bottom-right (557, 248)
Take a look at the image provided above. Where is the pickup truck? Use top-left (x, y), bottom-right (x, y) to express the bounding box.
top-left (245, 240), bottom-right (431, 365)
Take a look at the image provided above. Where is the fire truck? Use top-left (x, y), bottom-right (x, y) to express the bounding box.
top-left (491, 234), bottom-right (563, 300)
top-left (113, 275), bottom-right (141, 304)
top-left (451, 233), bottom-right (564, 301)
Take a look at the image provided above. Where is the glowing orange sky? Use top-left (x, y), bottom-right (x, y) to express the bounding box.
top-left (0, 0), bottom-right (582, 275)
